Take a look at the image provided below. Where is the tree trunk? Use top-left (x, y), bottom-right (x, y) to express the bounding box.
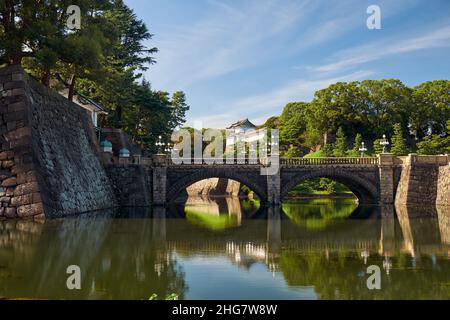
top-left (41, 68), bottom-right (51, 87)
top-left (68, 75), bottom-right (76, 101)
top-left (116, 104), bottom-right (123, 128)
top-left (323, 132), bottom-right (328, 146)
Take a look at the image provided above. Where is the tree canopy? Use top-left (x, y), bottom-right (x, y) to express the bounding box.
top-left (0, 0), bottom-right (189, 153)
top-left (265, 79), bottom-right (449, 157)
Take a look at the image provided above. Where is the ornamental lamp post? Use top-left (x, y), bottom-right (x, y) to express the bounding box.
top-left (380, 134), bottom-right (390, 154)
top-left (164, 142), bottom-right (173, 154)
top-left (359, 141), bottom-right (367, 158)
top-left (155, 135), bottom-right (165, 155)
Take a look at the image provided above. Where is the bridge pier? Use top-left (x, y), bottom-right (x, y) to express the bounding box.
top-left (266, 172), bottom-right (281, 205)
top-left (152, 155), bottom-right (167, 206)
top-left (379, 206), bottom-right (396, 257)
top-left (378, 154), bottom-right (395, 204)
top-left (267, 206), bottom-right (282, 255)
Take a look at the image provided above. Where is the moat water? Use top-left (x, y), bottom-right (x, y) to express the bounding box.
top-left (0, 197), bottom-right (449, 300)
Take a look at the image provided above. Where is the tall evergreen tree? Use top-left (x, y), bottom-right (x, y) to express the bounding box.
top-left (170, 91), bottom-right (190, 131)
top-left (372, 139), bottom-right (382, 154)
top-left (321, 143), bottom-right (334, 157)
top-left (350, 133), bottom-right (363, 157)
top-left (391, 123), bottom-right (408, 155)
top-left (333, 127), bottom-right (347, 157)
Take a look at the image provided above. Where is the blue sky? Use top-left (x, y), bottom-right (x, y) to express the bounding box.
top-left (125, 0), bottom-right (450, 128)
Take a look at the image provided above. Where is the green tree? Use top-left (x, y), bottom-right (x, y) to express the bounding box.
top-left (417, 120), bottom-right (450, 155)
top-left (260, 116), bottom-right (280, 129)
top-left (169, 91), bottom-right (190, 131)
top-left (411, 80), bottom-right (450, 138)
top-left (0, 0), bottom-right (62, 65)
top-left (81, 0), bottom-right (157, 123)
top-left (284, 146), bottom-right (302, 158)
top-left (372, 139), bottom-right (383, 154)
top-left (56, 26), bottom-right (108, 100)
top-left (309, 82), bottom-right (366, 145)
top-left (333, 127), bottom-right (347, 157)
top-left (1, 1), bottom-right (113, 85)
top-left (359, 79), bottom-right (412, 140)
top-left (321, 143), bottom-right (334, 157)
top-left (349, 133), bottom-right (363, 157)
top-left (391, 123), bottom-right (408, 155)
top-left (280, 102), bottom-right (308, 152)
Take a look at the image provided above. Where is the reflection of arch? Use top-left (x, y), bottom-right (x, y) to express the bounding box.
top-left (166, 170), bottom-right (267, 203)
top-left (281, 170), bottom-right (379, 204)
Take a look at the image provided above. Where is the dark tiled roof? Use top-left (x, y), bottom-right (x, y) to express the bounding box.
top-left (227, 118), bottom-right (257, 129)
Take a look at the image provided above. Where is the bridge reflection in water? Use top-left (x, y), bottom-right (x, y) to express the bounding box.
top-left (0, 198), bottom-right (449, 300)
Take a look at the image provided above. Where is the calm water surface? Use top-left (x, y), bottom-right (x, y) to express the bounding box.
top-left (0, 197), bottom-right (449, 300)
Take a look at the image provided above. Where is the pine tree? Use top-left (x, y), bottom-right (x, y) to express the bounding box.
top-left (372, 139), bottom-right (383, 154)
top-left (321, 143), bottom-right (334, 157)
top-left (391, 123), bottom-right (408, 155)
top-left (333, 127), bottom-right (347, 157)
top-left (350, 133), bottom-right (363, 157)
top-left (170, 91), bottom-right (190, 130)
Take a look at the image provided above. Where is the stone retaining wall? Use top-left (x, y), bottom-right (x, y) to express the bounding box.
top-left (0, 65), bottom-right (115, 218)
top-left (106, 165), bottom-right (152, 206)
top-left (395, 154), bottom-right (449, 206)
top-left (437, 165), bottom-right (450, 207)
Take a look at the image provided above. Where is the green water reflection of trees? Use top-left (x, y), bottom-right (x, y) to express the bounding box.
top-left (280, 251), bottom-right (450, 299)
top-left (282, 199), bottom-right (359, 230)
top-left (184, 197), bottom-right (260, 231)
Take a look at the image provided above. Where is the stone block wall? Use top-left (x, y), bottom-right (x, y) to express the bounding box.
top-left (106, 165), bottom-right (152, 206)
top-left (153, 166), bottom-right (167, 205)
top-left (267, 172), bottom-right (281, 205)
top-left (378, 154), bottom-right (396, 204)
top-left (437, 164), bottom-right (450, 207)
top-left (395, 154), bottom-right (448, 206)
top-left (0, 65), bottom-right (115, 218)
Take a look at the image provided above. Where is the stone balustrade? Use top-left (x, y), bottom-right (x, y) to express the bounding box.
top-left (281, 157), bottom-right (379, 166)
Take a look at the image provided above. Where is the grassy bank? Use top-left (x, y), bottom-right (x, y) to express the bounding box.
top-left (285, 178), bottom-right (355, 199)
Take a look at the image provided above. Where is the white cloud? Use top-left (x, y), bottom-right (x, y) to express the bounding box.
top-left (311, 24), bottom-right (450, 74)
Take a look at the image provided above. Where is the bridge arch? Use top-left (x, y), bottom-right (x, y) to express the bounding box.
top-left (166, 169), bottom-right (268, 203)
top-left (281, 169), bottom-right (379, 205)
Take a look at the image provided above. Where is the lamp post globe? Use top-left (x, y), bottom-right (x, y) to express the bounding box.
top-left (359, 141), bottom-right (367, 158)
top-left (380, 134), bottom-right (390, 154)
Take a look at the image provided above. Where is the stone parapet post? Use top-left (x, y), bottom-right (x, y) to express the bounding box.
top-left (152, 154), bottom-right (167, 205)
top-left (378, 153), bottom-right (395, 204)
top-left (266, 171), bottom-right (281, 205)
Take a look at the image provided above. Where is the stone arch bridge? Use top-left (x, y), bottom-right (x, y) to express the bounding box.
top-left (163, 158), bottom-right (380, 205)
top-left (132, 154), bottom-right (447, 207)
